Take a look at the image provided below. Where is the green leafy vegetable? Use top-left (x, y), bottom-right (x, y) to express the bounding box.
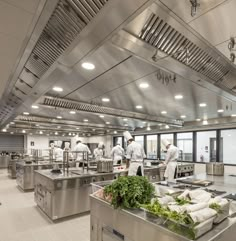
top-left (175, 197), bottom-right (191, 206)
top-left (104, 176), bottom-right (155, 209)
top-left (209, 203), bottom-right (222, 213)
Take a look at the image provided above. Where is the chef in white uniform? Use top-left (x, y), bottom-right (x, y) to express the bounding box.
top-left (54, 140), bottom-right (63, 162)
top-left (111, 143), bottom-right (124, 165)
top-left (162, 139), bottom-right (179, 182)
top-left (74, 140), bottom-right (91, 167)
top-left (94, 143), bottom-right (104, 161)
top-left (124, 131), bottom-right (146, 176)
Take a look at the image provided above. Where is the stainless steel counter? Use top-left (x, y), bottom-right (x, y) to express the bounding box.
top-left (90, 174), bottom-right (236, 241)
top-left (16, 161), bottom-right (62, 191)
top-left (0, 155), bottom-right (11, 168)
top-left (34, 169), bottom-right (127, 220)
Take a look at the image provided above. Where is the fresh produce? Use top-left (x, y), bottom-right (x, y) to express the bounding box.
top-left (209, 203), bottom-right (222, 213)
top-left (175, 197), bottom-right (191, 206)
top-left (104, 176), bottom-right (155, 209)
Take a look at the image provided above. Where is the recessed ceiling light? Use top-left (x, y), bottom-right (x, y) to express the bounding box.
top-left (102, 98), bottom-right (110, 102)
top-left (84, 119), bottom-right (88, 122)
top-left (62, 134), bottom-right (65, 137)
top-left (147, 126), bottom-right (151, 131)
top-left (39, 131), bottom-right (43, 134)
top-left (23, 112), bottom-right (29, 115)
top-left (180, 115), bottom-right (186, 119)
top-left (81, 62), bottom-right (95, 70)
top-left (76, 127), bottom-right (80, 130)
top-left (158, 123), bottom-right (162, 126)
top-left (123, 118), bottom-right (128, 121)
top-left (199, 103), bottom-right (207, 107)
top-left (22, 130), bottom-right (26, 133)
top-left (70, 111), bottom-right (76, 114)
top-left (53, 86), bottom-right (63, 92)
top-left (99, 115), bottom-right (104, 118)
top-left (31, 105), bottom-right (39, 109)
top-left (10, 132), bottom-right (14, 134)
top-left (124, 124), bottom-right (128, 126)
top-left (69, 133), bottom-right (71, 136)
top-left (72, 133), bottom-right (75, 136)
top-left (217, 109), bottom-right (224, 113)
top-left (35, 124), bottom-right (40, 127)
top-left (57, 126), bottom-right (61, 129)
top-left (203, 120), bottom-right (208, 125)
top-left (10, 122), bottom-right (15, 125)
top-left (136, 105), bottom-right (143, 109)
top-left (139, 83), bottom-right (149, 89)
top-left (165, 125), bottom-right (170, 129)
top-left (2, 129), bottom-right (7, 132)
top-left (175, 95), bottom-right (183, 100)
top-left (114, 131), bottom-right (117, 134)
top-left (231, 114), bottom-right (236, 117)
top-left (57, 116), bottom-right (62, 119)
top-left (196, 118), bottom-right (201, 121)
top-left (106, 122), bottom-right (110, 124)
top-left (92, 129), bottom-right (96, 131)
top-left (142, 121), bottom-right (146, 124)
top-left (55, 132), bottom-right (58, 135)
top-left (161, 111), bottom-right (167, 114)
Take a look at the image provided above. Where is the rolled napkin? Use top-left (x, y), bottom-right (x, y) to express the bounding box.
top-left (185, 203), bottom-right (208, 213)
top-left (158, 196), bottom-right (175, 206)
top-left (189, 208), bottom-right (217, 223)
top-left (178, 189), bottom-right (190, 199)
top-left (189, 190), bottom-right (211, 203)
top-left (168, 204), bottom-right (189, 213)
top-left (208, 197), bottom-right (228, 208)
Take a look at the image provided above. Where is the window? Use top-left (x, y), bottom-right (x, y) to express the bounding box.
top-left (134, 136), bottom-right (144, 147)
top-left (220, 129), bottom-right (236, 164)
top-left (196, 131), bottom-right (216, 162)
top-left (146, 135), bottom-right (157, 159)
top-left (160, 134), bottom-right (173, 160)
top-left (177, 132), bottom-right (193, 161)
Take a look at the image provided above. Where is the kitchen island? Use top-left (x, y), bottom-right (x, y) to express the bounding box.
top-left (90, 174), bottom-right (236, 241)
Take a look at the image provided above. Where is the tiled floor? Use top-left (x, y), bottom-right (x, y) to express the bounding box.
top-left (0, 170), bottom-right (90, 241)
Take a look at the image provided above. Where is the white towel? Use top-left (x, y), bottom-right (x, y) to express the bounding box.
top-left (208, 197), bottom-right (228, 208)
top-left (189, 208), bottom-right (217, 223)
top-left (158, 196), bottom-right (175, 206)
top-left (189, 190), bottom-right (211, 203)
top-left (168, 204), bottom-right (189, 213)
top-left (178, 189), bottom-right (190, 199)
top-left (186, 203), bottom-right (208, 213)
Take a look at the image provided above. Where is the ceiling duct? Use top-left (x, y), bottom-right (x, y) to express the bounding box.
top-left (40, 96), bottom-right (184, 126)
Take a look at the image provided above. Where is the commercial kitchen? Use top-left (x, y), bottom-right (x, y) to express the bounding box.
top-left (1, 0), bottom-right (236, 241)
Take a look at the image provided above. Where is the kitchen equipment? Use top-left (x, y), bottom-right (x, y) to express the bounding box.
top-left (97, 159), bottom-right (113, 173)
top-left (224, 193), bottom-right (236, 201)
top-left (177, 178), bottom-right (213, 187)
top-left (173, 184), bottom-right (199, 190)
top-left (206, 163), bottom-right (224, 176)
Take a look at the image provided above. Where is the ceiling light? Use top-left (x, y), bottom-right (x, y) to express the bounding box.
top-left (53, 86), bottom-right (63, 92)
top-left (124, 124), bottom-right (128, 126)
top-left (57, 116), bottom-right (62, 119)
top-left (123, 118), bottom-right (128, 121)
top-left (22, 130), bottom-right (26, 133)
top-left (69, 133), bottom-right (71, 136)
top-left (73, 133), bottom-right (75, 136)
top-left (203, 120), bottom-right (208, 125)
top-left (228, 134), bottom-right (231, 137)
top-left (92, 129), bottom-right (96, 131)
top-left (140, 126), bottom-right (143, 128)
top-left (39, 131), bottom-right (43, 134)
top-left (180, 115), bottom-right (186, 119)
top-left (84, 119), bottom-right (88, 122)
top-left (147, 126), bottom-right (151, 131)
top-left (10, 122), bottom-right (15, 125)
top-left (62, 134), bottom-right (65, 137)
top-left (10, 132), bottom-right (14, 134)
top-left (136, 105), bottom-right (143, 109)
top-left (114, 131), bottom-right (117, 134)
top-left (23, 112), bottom-right (29, 115)
top-left (57, 126), bottom-right (61, 129)
top-left (35, 124), bottom-right (40, 127)
top-left (175, 95), bottom-right (183, 100)
top-left (217, 109), bottom-right (224, 113)
top-left (139, 83), bottom-right (149, 89)
top-left (2, 129), bottom-right (7, 132)
top-left (102, 98), bottom-right (110, 102)
top-left (158, 123), bottom-right (162, 126)
top-left (106, 122), bottom-right (110, 124)
top-left (165, 125), bottom-right (170, 129)
top-left (76, 127), bottom-right (80, 130)
top-left (31, 105), bottom-right (39, 109)
top-left (196, 118), bottom-right (201, 121)
top-left (199, 103), bottom-right (207, 107)
top-left (161, 111), bottom-right (167, 114)
top-left (231, 114), bottom-right (236, 117)
top-left (70, 111), bottom-right (76, 114)
top-left (99, 115), bottom-right (105, 118)
top-left (142, 121), bottom-right (146, 124)
top-left (81, 62), bottom-right (95, 70)
top-left (55, 132), bottom-right (58, 135)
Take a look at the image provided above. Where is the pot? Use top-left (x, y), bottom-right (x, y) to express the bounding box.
top-left (97, 159), bottom-right (113, 173)
top-left (206, 163), bottom-right (224, 176)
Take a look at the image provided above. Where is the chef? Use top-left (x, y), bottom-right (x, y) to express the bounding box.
top-left (162, 139), bottom-right (179, 182)
top-left (74, 140), bottom-right (91, 167)
top-left (110, 142), bottom-right (124, 165)
top-left (54, 140), bottom-right (63, 162)
top-left (124, 131), bottom-right (146, 176)
top-left (94, 143), bottom-right (104, 161)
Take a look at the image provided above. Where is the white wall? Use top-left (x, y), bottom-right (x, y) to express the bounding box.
top-left (194, 163), bottom-right (236, 175)
top-left (221, 130), bottom-right (236, 164)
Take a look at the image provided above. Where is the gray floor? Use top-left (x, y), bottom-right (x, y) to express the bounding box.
top-left (0, 170), bottom-right (90, 241)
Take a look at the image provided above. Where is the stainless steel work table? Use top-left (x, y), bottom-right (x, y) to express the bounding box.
top-left (34, 169), bottom-right (127, 220)
top-left (16, 161), bottom-right (63, 191)
top-left (90, 174), bottom-right (236, 241)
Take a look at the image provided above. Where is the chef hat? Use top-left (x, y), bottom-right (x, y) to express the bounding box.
top-left (98, 142), bottom-right (104, 149)
top-left (123, 131), bottom-right (133, 141)
top-left (162, 139), bottom-right (171, 148)
top-left (57, 140), bottom-right (62, 148)
top-left (64, 142), bottom-right (70, 148)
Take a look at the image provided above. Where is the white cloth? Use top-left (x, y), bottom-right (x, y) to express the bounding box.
top-left (164, 144), bottom-right (179, 181)
top-left (128, 162), bottom-right (144, 176)
top-left (123, 131), bottom-right (133, 141)
top-left (94, 148), bottom-right (103, 161)
top-left (158, 196), bottom-right (175, 206)
top-left (162, 139), bottom-right (170, 148)
top-left (54, 147), bottom-right (63, 162)
top-left (178, 189), bottom-right (190, 199)
top-left (168, 204), bottom-right (188, 213)
top-left (189, 208), bottom-right (217, 223)
top-left (111, 145), bottom-right (124, 164)
top-left (74, 143), bottom-right (91, 161)
top-left (186, 203), bottom-right (208, 213)
top-left (189, 190), bottom-right (212, 203)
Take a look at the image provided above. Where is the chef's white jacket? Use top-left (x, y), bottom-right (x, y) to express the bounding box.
top-left (111, 145), bottom-right (124, 164)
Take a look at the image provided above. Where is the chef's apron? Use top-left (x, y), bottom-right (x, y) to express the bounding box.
top-left (128, 162), bottom-right (144, 176)
top-left (164, 161), bottom-right (177, 182)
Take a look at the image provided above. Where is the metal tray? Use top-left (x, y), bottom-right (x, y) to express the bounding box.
top-left (177, 178), bottom-right (213, 187)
